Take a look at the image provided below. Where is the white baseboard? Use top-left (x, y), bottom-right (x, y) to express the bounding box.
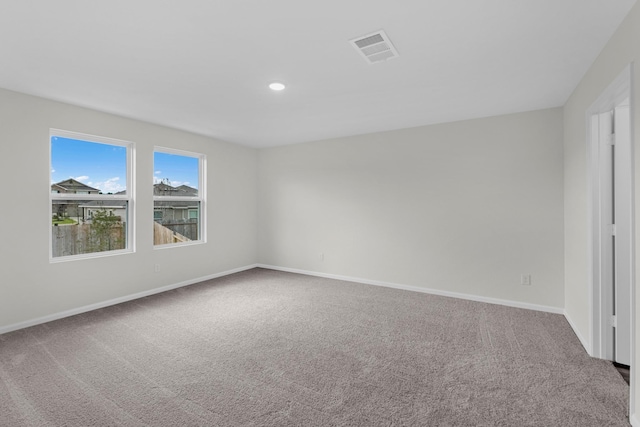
top-left (0, 264), bottom-right (258, 335)
top-left (563, 309), bottom-right (591, 355)
top-left (631, 414), bottom-right (640, 427)
top-left (257, 264), bottom-right (564, 315)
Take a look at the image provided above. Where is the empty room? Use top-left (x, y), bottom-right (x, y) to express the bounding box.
top-left (1, 1), bottom-right (640, 425)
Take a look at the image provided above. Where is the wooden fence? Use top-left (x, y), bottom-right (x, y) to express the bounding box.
top-left (53, 222), bottom-right (192, 256)
top-left (156, 221), bottom-right (198, 241)
top-left (154, 221), bottom-right (191, 245)
top-left (52, 224), bottom-right (125, 257)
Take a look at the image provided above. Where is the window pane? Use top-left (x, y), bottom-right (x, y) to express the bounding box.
top-left (52, 200), bottom-right (128, 257)
top-left (153, 201), bottom-right (200, 245)
top-left (153, 149), bottom-right (203, 247)
top-left (153, 152), bottom-right (199, 197)
top-left (51, 136), bottom-right (127, 195)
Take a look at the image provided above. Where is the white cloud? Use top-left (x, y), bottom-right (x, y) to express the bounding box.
top-left (51, 169), bottom-right (56, 173)
top-left (88, 177), bottom-right (124, 194)
top-left (73, 175), bottom-right (89, 182)
top-left (155, 171), bottom-right (162, 175)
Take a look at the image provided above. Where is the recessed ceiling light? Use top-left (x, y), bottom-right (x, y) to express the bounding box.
top-left (269, 82), bottom-right (285, 91)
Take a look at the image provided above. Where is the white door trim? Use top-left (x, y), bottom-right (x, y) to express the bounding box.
top-left (614, 100), bottom-right (633, 366)
top-left (586, 63), bottom-right (634, 416)
top-left (588, 110), bottom-right (615, 360)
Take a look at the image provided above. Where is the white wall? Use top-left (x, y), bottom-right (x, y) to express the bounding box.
top-left (562, 1), bottom-right (640, 421)
top-left (0, 88), bottom-right (258, 331)
top-left (258, 108), bottom-right (564, 309)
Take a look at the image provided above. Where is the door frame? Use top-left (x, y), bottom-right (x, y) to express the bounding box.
top-left (587, 63), bottom-right (634, 409)
top-left (588, 109), bottom-right (615, 360)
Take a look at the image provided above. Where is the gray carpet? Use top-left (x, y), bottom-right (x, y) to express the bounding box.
top-left (0, 268), bottom-right (629, 426)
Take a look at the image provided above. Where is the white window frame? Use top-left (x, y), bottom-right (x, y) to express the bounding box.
top-left (153, 146), bottom-right (206, 248)
top-left (49, 129), bottom-right (135, 262)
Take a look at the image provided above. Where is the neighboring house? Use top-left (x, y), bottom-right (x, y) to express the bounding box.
top-left (152, 183), bottom-right (199, 240)
top-left (51, 179), bottom-right (102, 220)
top-left (51, 178), bottom-right (101, 194)
top-left (79, 201), bottom-right (127, 222)
top-left (115, 182), bottom-right (198, 198)
top-left (115, 183), bottom-right (199, 222)
top-left (52, 181), bottom-right (197, 233)
top-left (153, 183), bottom-right (198, 197)
top-left (153, 183), bottom-right (199, 221)
top-left (154, 201), bottom-right (199, 222)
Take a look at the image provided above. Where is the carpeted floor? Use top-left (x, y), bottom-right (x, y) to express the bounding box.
top-left (0, 268), bottom-right (630, 426)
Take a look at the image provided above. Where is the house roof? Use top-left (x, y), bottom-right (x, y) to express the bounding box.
top-left (153, 183), bottom-right (198, 197)
top-left (52, 179), bottom-right (100, 193)
top-left (176, 185), bottom-right (197, 194)
top-left (113, 183), bottom-right (197, 197)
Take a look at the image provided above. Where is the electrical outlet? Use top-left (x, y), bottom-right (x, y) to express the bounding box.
top-left (521, 274), bottom-right (532, 286)
top-left (154, 264), bottom-right (161, 273)
top-left (320, 253), bottom-right (325, 261)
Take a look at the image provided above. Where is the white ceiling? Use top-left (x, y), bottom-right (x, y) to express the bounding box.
top-left (0, 0), bottom-right (636, 148)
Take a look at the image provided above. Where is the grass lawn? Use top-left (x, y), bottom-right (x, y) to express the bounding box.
top-left (52, 218), bottom-right (77, 225)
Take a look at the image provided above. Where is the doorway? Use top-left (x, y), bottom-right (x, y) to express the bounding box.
top-left (588, 65), bottom-right (634, 368)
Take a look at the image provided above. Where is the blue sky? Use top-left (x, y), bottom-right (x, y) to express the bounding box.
top-left (153, 151), bottom-right (199, 190)
top-left (51, 136), bottom-right (199, 194)
top-left (51, 136), bottom-right (127, 194)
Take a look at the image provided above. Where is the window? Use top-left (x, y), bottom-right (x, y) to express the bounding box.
top-left (153, 148), bottom-right (205, 246)
top-left (50, 129), bottom-right (134, 260)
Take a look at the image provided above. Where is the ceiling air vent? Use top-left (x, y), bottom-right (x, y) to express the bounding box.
top-left (350, 30), bottom-right (399, 64)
